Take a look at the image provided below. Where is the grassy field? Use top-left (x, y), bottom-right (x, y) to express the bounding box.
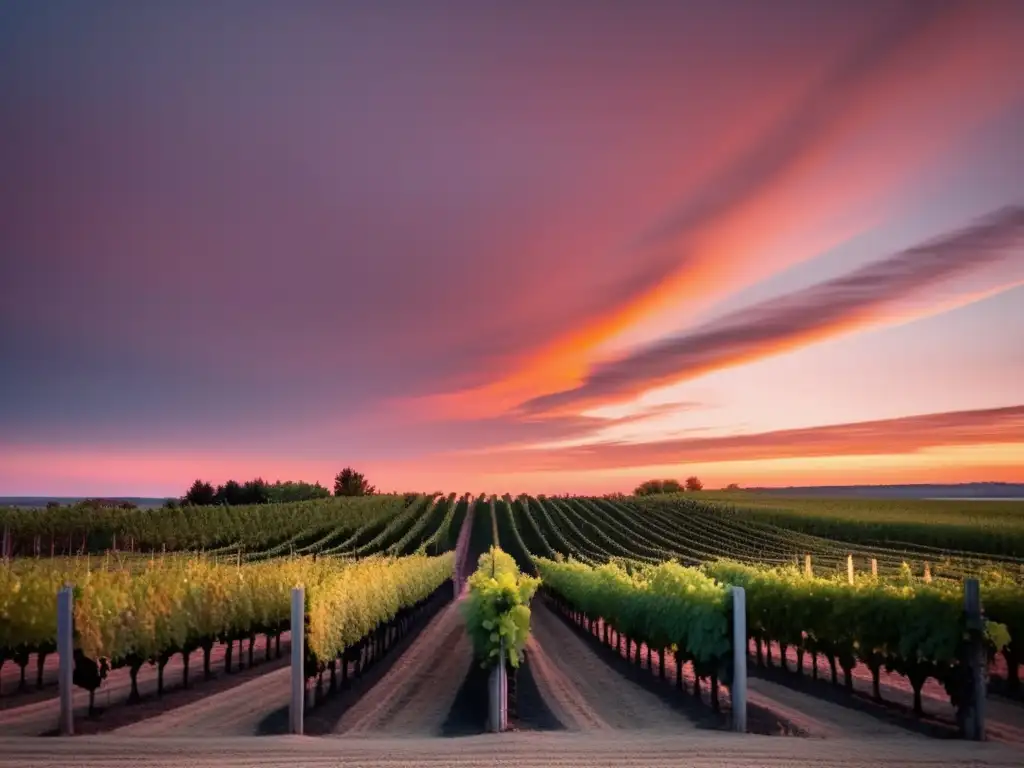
top-left (692, 492), bottom-right (1024, 559)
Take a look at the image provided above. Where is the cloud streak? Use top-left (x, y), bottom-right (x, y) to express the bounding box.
top-left (476, 405), bottom-right (1024, 473)
top-left (523, 206), bottom-right (1024, 415)
top-left (633, 1), bottom-right (950, 253)
top-left (418, 0), bottom-right (1024, 420)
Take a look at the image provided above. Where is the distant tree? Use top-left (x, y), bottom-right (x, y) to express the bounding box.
top-left (685, 476), bottom-right (704, 492)
top-left (46, 501), bottom-right (61, 510)
top-left (213, 479), bottom-right (245, 506)
top-left (185, 479), bottom-right (216, 506)
top-left (77, 498), bottom-right (136, 510)
top-left (725, 483), bottom-right (741, 491)
top-left (634, 479), bottom-right (684, 496)
top-left (163, 498), bottom-right (180, 510)
top-left (334, 467), bottom-right (376, 497)
top-left (241, 477), bottom-right (272, 505)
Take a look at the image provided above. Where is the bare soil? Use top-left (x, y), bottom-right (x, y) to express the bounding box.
top-left (1, 732), bottom-right (1021, 767)
top-left (0, 634), bottom-right (290, 735)
top-left (325, 600), bottom-right (472, 736)
top-left (585, 612), bottom-right (948, 740)
top-left (0, 633), bottom-right (293, 704)
top-left (751, 640), bottom-right (1024, 743)
top-left (111, 589), bottom-right (456, 737)
top-left (527, 600), bottom-right (710, 731)
top-left (112, 665), bottom-right (291, 737)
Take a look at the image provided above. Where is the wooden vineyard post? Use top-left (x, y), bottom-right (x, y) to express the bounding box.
top-left (290, 586), bottom-right (305, 735)
top-left (847, 555), bottom-right (854, 585)
top-left (732, 586), bottom-right (747, 733)
top-left (804, 554), bottom-right (812, 578)
top-left (962, 579), bottom-right (986, 740)
top-left (57, 585), bottom-right (74, 736)
top-left (500, 638), bottom-right (508, 728)
top-left (924, 562), bottom-right (932, 583)
top-left (489, 639), bottom-right (508, 732)
top-left (871, 558), bottom-right (878, 578)
top-left (1, 526), bottom-right (9, 564)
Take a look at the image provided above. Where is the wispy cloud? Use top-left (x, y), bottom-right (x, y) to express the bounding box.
top-left (633, 1), bottom-right (949, 253)
top-left (523, 206), bottom-right (1024, 415)
top-left (480, 405), bottom-right (1024, 473)
top-left (412, 1), bottom-right (1024, 419)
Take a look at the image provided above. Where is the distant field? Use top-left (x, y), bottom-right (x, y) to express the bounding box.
top-left (693, 491), bottom-right (1024, 558)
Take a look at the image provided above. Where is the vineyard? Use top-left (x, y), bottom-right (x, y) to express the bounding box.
top-left (690, 492), bottom-right (1024, 559)
top-left (1, 491), bottom-right (1023, 764)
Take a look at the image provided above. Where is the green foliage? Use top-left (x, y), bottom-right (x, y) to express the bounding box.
top-left (0, 495), bottom-right (413, 556)
top-left (1, 551), bottom-right (453, 692)
top-left (698, 493), bottom-right (1024, 558)
top-left (537, 557), bottom-right (733, 682)
top-left (185, 479), bottom-right (216, 506)
top-left (266, 481), bottom-right (332, 504)
top-left (634, 479), bottom-right (684, 496)
top-left (974, 570), bottom-right (1024, 684)
top-left (213, 479), bottom-right (244, 505)
top-left (701, 560), bottom-right (1015, 711)
top-left (334, 467), bottom-right (376, 497)
top-left (305, 553), bottom-right (453, 673)
top-left (461, 547), bottom-right (540, 668)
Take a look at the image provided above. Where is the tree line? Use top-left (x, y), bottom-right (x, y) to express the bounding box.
top-left (634, 477), bottom-right (705, 495)
top-left (178, 467), bottom-right (375, 507)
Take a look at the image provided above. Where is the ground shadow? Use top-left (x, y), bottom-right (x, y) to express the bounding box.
top-left (541, 594), bottom-right (801, 736)
top-left (748, 662), bottom-right (960, 739)
top-left (40, 649), bottom-right (292, 736)
top-left (441, 662), bottom-right (488, 736)
top-left (276, 589), bottom-right (454, 736)
top-left (511, 649), bottom-right (565, 732)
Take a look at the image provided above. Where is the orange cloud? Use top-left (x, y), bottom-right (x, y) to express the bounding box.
top-left (404, 1), bottom-right (1024, 422)
top-left (522, 207), bottom-right (1024, 415)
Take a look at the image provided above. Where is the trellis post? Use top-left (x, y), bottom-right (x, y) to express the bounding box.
top-left (732, 586), bottom-right (747, 733)
top-left (57, 586), bottom-right (74, 735)
top-left (290, 586), bottom-right (305, 734)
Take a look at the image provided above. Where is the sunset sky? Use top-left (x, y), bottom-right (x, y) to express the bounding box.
top-left (2, 1), bottom-right (1023, 497)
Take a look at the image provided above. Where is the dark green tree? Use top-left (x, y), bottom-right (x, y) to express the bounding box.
top-left (213, 480), bottom-right (244, 506)
top-left (334, 467), bottom-right (375, 497)
top-left (184, 479), bottom-right (216, 506)
top-left (634, 479), bottom-right (683, 496)
top-left (241, 477), bottom-right (272, 504)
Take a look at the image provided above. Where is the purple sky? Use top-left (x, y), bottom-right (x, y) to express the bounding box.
top-left (2, 1), bottom-right (1023, 495)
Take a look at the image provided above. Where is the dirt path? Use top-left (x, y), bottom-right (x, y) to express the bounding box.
top-left (0, 635), bottom-right (287, 706)
top-left (330, 601), bottom-right (471, 736)
top-left (586, 616), bottom-right (936, 740)
top-left (113, 666), bottom-right (290, 736)
top-left (523, 633), bottom-right (607, 730)
top-left (528, 601), bottom-right (695, 731)
top-left (745, 677), bottom-right (925, 739)
top-left (0, 635), bottom-right (289, 735)
top-left (1, 732), bottom-right (1020, 768)
top-left (755, 641), bottom-right (1024, 742)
